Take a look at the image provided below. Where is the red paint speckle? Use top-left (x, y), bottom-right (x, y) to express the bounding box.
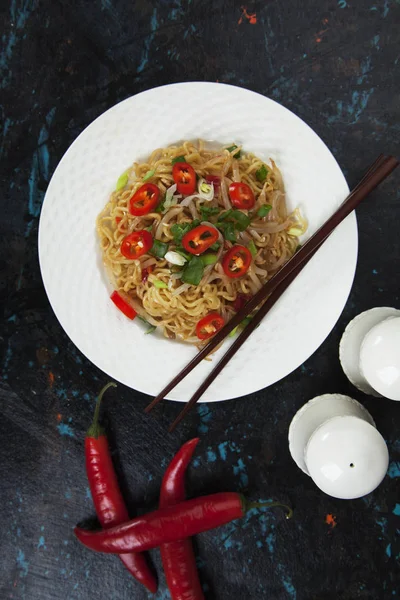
top-left (325, 513), bottom-right (337, 528)
top-left (238, 6), bottom-right (257, 25)
top-left (57, 413), bottom-right (62, 422)
top-left (48, 371), bottom-right (55, 387)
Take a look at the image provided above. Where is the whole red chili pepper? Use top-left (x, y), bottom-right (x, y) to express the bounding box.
top-left (85, 382), bottom-right (157, 593)
top-left (74, 492), bottom-right (292, 554)
top-left (160, 438), bottom-right (204, 600)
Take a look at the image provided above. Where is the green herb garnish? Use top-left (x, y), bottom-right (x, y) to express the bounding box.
top-left (153, 280), bottom-right (168, 289)
top-left (226, 145), bottom-right (241, 158)
top-left (218, 209), bottom-right (251, 231)
top-left (257, 204), bottom-right (272, 218)
top-left (155, 195), bottom-right (166, 214)
top-left (171, 220), bottom-right (201, 244)
top-left (200, 205), bottom-right (220, 220)
top-left (210, 242), bottom-right (220, 251)
top-left (217, 221), bottom-right (236, 242)
top-left (143, 169), bottom-right (155, 181)
top-left (248, 240), bottom-right (257, 257)
top-left (255, 165), bottom-right (268, 182)
top-left (150, 239), bottom-right (169, 259)
top-left (115, 171), bottom-right (129, 191)
top-left (172, 155), bottom-right (186, 165)
top-left (181, 256), bottom-right (204, 285)
top-left (201, 253), bottom-right (218, 266)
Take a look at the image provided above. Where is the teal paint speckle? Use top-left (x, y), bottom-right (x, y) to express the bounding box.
top-left (338, 0), bottom-right (347, 7)
top-left (393, 503), bottom-right (400, 516)
top-left (85, 487), bottom-right (92, 500)
top-left (206, 449), bottom-right (217, 462)
top-left (137, 8), bottom-right (158, 73)
top-left (372, 269), bottom-right (378, 274)
top-left (16, 549), bottom-right (29, 577)
top-left (233, 458), bottom-right (248, 488)
top-left (197, 404), bottom-right (212, 434)
top-left (372, 35), bottom-right (380, 50)
top-left (281, 574), bottom-right (297, 599)
top-left (57, 423), bottom-right (75, 438)
top-left (37, 536), bottom-right (46, 549)
top-left (386, 543), bottom-right (391, 557)
top-left (65, 488), bottom-right (72, 500)
top-left (387, 461), bottom-right (400, 478)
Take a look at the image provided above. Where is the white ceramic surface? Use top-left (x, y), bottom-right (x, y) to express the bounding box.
top-left (306, 416), bottom-right (389, 499)
top-left (288, 394), bottom-right (374, 474)
top-left (339, 307), bottom-right (400, 396)
top-left (38, 82), bottom-right (358, 401)
top-left (360, 316), bottom-right (400, 401)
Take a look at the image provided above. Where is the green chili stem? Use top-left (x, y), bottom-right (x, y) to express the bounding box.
top-left (86, 382), bottom-right (117, 439)
top-left (241, 496), bottom-right (293, 520)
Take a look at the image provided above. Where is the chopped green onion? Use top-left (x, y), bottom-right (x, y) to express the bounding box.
top-left (145, 325), bottom-right (157, 334)
top-left (228, 316), bottom-right (252, 337)
top-left (287, 226), bottom-right (304, 236)
top-left (150, 239), bottom-right (168, 259)
top-left (226, 145), bottom-right (241, 158)
top-left (175, 248), bottom-right (192, 261)
top-left (210, 242), bottom-right (220, 251)
top-left (181, 256), bottom-right (204, 285)
top-left (143, 169), bottom-right (155, 181)
top-left (137, 316), bottom-right (157, 334)
top-left (153, 279), bottom-right (168, 289)
top-left (172, 155), bottom-right (186, 165)
top-left (257, 204), bottom-right (272, 218)
top-left (115, 171), bottom-right (129, 191)
top-left (255, 165), bottom-right (268, 182)
top-left (201, 253), bottom-right (218, 266)
top-left (248, 240), bottom-right (257, 257)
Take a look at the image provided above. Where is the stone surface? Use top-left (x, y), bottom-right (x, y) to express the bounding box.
top-left (1, 1), bottom-right (399, 599)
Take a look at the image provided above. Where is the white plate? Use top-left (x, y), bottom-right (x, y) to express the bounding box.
top-left (38, 82), bottom-right (357, 402)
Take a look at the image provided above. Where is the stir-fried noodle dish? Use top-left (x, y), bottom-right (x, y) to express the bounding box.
top-left (97, 141), bottom-right (307, 344)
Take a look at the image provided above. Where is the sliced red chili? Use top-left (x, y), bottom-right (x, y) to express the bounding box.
top-left (228, 182), bottom-right (255, 210)
top-left (233, 293), bottom-right (252, 312)
top-left (120, 230), bottom-right (153, 260)
top-left (129, 183), bottom-right (160, 216)
top-left (222, 245), bottom-right (252, 279)
top-left (196, 313), bottom-right (225, 340)
top-left (110, 291), bottom-right (137, 320)
top-left (141, 265), bottom-right (154, 283)
top-left (182, 225), bottom-right (219, 255)
top-left (205, 174), bottom-right (221, 191)
top-left (172, 162), bottom-right (197, 195)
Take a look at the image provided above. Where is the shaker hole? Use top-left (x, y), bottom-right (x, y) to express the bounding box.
top-left (349, 463), bottom-right (355, 468)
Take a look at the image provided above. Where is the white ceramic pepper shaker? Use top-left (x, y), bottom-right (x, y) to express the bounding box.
top-left (339, 307), bottom-right (400, 400)
top-left (288, 394), bottom-right (389, 499)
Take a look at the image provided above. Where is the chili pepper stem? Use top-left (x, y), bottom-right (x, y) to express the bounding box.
top-left (240, 496), bottom-right (293, 520)
top-left (86, 382), bottom-right (117, 439)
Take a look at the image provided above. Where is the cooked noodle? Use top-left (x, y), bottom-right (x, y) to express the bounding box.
top-left (97, 141), bottom-right (307, 343)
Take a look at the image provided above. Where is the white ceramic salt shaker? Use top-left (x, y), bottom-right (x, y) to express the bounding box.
top-left (339, 307), bottom-right (400, 398)
top-left (288, 394), bottom-right (389, 499)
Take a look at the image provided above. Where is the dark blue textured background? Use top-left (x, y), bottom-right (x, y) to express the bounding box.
top-left (1, 1), bottom-right (399, 599)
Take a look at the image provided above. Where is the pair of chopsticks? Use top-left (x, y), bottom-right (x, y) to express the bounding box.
top-left (146, 154), bottom-right (399, 431)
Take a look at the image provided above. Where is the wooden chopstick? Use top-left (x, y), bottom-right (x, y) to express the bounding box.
top-left (166, 154), bottom-right (392, 431)
top-left (145, 154), bottom-right (399, 422)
